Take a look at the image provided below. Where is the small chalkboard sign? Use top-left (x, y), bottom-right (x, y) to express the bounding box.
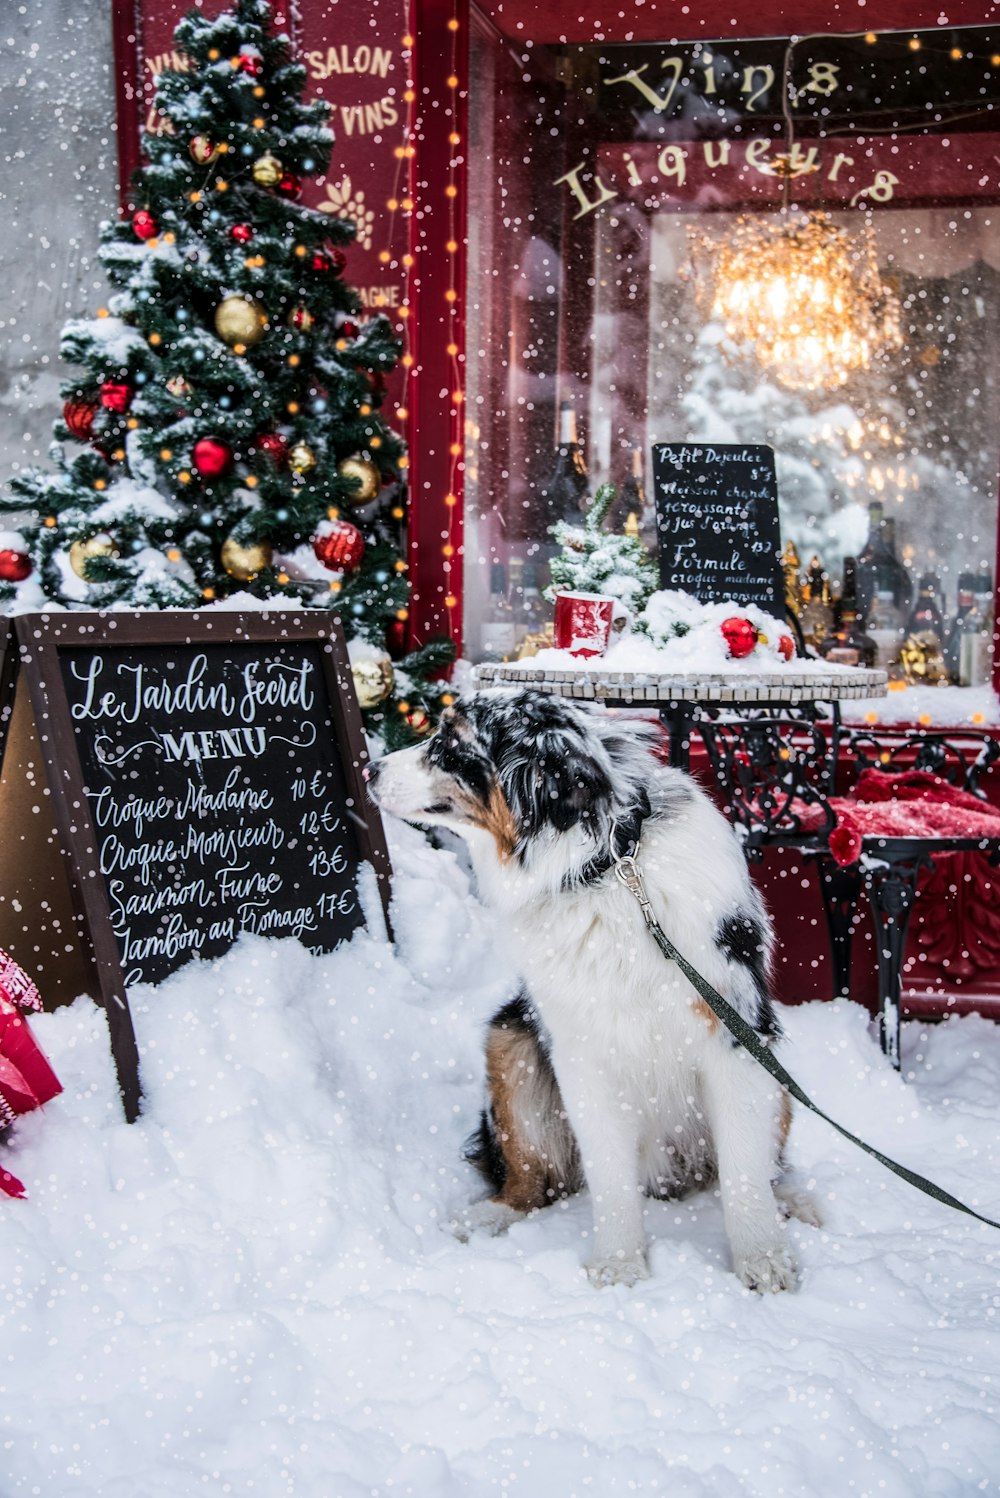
top-left (650, 442), bottom-right (784, 615)
top-left (12, 611), bottom-right (391, 1121)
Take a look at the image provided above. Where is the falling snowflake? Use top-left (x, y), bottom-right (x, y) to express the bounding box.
top-left (319, 177), bottom-right (375, 251)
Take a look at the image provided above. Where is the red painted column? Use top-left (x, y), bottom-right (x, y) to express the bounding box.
top-left (405, 0), bottom-right (468, 654)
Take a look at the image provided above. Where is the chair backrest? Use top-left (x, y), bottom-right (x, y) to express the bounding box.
top-left (697, 712), bottom-right (837, 853)
top-left (841, 726), bottom-right (1000, 794)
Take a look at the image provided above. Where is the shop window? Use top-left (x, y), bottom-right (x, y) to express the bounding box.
top-left (464, 20), bottom-right (1000, 681)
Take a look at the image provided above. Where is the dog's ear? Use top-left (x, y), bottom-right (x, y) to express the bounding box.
top-left (501, 731), bottom-right (613, 836)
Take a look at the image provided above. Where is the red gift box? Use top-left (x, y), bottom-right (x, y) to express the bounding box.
top-left (0, 950), bottom-right (62, 1199)
top-left (0, 1000), bottom-right (62, 1122)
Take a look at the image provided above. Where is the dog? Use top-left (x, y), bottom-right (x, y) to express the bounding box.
top-left (367, 688), bottom-right (820, 1291)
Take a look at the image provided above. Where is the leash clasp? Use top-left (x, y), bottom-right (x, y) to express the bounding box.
top-left (613, 853), bottom-right (654, 924)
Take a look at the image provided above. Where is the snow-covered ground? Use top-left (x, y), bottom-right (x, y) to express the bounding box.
top-left (3, 820), bottom-right (999, 1497)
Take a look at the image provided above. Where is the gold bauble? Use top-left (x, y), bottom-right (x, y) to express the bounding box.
top-left (220, 536), bottom-right (273, 580)
top-left (406, 707), bottom-right (431, 736)
top-left (214, 295), bottom-right (267, 348)
top-left (351, 655), bottom-right (395, 710)
top-left (189, 135), bottom-right (219, 165)
top-left (251, 153), bottom-right (283, 186)
top-left (288, 442), bottom-right (317, 475)
top-left (337, 455), bottom-right (380, 503)
top-left (899, 631), bottom-right (948, 686)
top-left (69, 533), bottom-right (119, 579)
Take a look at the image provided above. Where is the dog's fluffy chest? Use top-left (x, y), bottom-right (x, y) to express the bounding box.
top-left (502, 882), bottom-right (717, 1076)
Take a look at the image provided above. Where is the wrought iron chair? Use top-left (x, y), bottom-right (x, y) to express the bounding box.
top-left (697, 711), bottom-right (1000, 1070)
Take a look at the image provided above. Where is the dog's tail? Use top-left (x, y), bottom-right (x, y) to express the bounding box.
top-left (463, 1107), bottom-right (506, 1191)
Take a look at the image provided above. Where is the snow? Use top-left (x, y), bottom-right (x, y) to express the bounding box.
top-left (507, 629), bottom-right (860, 679)
top-left (841, 682), bottom-right (1000, 728)
top-left (3, 819), bottom-right (1000, 1496)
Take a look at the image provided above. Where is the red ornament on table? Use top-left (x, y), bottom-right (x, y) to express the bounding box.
top-left (276, 171), bottom-right (302, 199)
top-left (99, 381), bottom-right (133, 414)
top-left (132, 209), bottom-right (158, 241)
top-left (0, 549), bottom-right (32, 583)
top-left (63, 399), bottom-right (99, 440)
top-left (777, 634), bottom-right (795, 662)
top-left (192, 436), bottom-right (234, 479)
top-left (254, 432), bottom-right (288, 467)
top-left (312, 519), bottom-right (364, 574)
top-left (720, 616), bottom-right (759, 659)
top-left (231, 223), bottom-right (254, 244)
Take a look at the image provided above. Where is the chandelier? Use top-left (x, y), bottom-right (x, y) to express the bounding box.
top-left (687, 39), bottom-right (902, 393)
top-left (689, 209), bottom-right (903, 393)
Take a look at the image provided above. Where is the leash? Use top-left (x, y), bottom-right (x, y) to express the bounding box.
top-left (611, 846), bottom-right (1000, 1232)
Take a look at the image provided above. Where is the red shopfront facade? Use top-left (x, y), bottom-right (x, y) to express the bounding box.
top-left (112, 0), bottom-right (1000, 1018)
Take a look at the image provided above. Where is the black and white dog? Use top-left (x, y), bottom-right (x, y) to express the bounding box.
top-left (367, 689), bottom-right (819, 1291)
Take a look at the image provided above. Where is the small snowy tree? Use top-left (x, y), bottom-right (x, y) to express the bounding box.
top-left (546, 482), bottom-right (657, 614)
top-left (0, 0), bottom-right (451, 748)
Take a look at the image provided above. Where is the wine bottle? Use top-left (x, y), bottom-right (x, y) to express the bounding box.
top-left (818, 558), bottom-right (877, 667)
top-left (541, 400), bottom-right (589, 526)
top-left (906, 573), bottom-right (945, 642)
top-left (944, 573), bottom-right (976, 683)
top-left (799, 553), bottom-right (833, 647)
top-left (856, 500), bottom-right (911, 623)
top-left (512, 560), bottom-right (547, 649)
top-left (480, 561), bottom-right (517, 662)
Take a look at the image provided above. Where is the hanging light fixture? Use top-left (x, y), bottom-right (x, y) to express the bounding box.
top-left (687, 44), bottom-right (902, 392)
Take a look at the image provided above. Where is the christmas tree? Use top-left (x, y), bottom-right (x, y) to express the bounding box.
top-left (0, 0), bottom-right (452, 749)
top-left (546, 482), bottom-right (658, 615)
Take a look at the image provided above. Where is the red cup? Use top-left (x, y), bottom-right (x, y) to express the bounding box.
top-left (553, 591), bottom-right (615, 658)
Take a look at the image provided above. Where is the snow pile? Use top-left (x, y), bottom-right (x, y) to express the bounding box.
top-left (2, 820), bottom-right (999, 1495)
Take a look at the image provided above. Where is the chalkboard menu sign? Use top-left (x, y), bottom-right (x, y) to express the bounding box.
top-left (13, 611), bottom-right (391, 1120)
top-left (650, 442), bottom-right (784, 615)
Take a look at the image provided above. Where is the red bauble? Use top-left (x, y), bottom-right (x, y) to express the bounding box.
top-left (192, 436), bottom-right (234, 479)
top-left (231, 223), bottom-right (254, 244)
top-left (327, 246), bottom-right (347, 273)
top-left (132, 210), bottom-right (158, 241)
top-left (720, 616), bottom-right (759, 660)
top-left (312, 519), bottom-right (364, 574)
top-left (63, 399), bottom-right (99, 440)
top-left (237, 52), bottom-right (262, 76)
top-left (777, 634), bottom-right (795, 662)
top-left (276, 172), bottom-right (302, 199)
top-left (99, 381), bottom-right (133, 414)
top-left (0, 549), bottom-right (32, 583)
top-left (310, 251), bottom-right (331, 272)
top-left (385, 617), bottom-right (408, 657)
top-left (338, 319), bottom-right (359, 339)
top-left (254, 432), bottom-right (288, 467)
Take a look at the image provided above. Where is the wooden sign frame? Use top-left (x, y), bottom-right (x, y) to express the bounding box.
top-left (9, 610), bottom-right (392, 1122)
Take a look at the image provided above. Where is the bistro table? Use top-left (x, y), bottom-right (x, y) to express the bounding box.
top-left (473, 659), bottom-right (887, 768)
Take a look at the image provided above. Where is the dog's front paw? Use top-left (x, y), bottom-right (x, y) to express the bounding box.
top-left (735, 1244), bottom-right (798, 1294)
top-left (448, 1199), bottom-right (525, 1243)
top-left (586, 1250), bottom-right (650, 1289)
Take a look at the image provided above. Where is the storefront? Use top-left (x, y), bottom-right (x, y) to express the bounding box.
top-left (107, 0), bottom-right (1000, 1015)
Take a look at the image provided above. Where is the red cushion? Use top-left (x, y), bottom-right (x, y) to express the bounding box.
top-left (795, 768), bottom-right (1000, 866)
